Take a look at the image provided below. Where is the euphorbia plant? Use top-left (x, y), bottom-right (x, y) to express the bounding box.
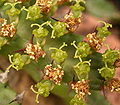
top-left (0, 0), bottom-right (120, 105)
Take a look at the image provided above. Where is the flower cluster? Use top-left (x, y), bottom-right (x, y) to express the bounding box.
top-left (0, 19), bottom-right (16, 37)
top-left (8, 53), bottom-right (30, 70)
top-left (0, 18), bottom-right (16, 49)
top-left (98, 49), bottom-right (119, 80)
top-left (49, 42), bottom-right (68, 63)
top-left (35, 0), bottom-right (52, 13)
top-left (1, 0), bottom-right (120, 105)
top-left (31, 23), bottom-right (49, 38)
top-left (5, 2), bottom-right (21, 16)
top-left (70, 0), bottom-right (85, 17)
top-left (98, 66), bottom-right (115, 80)
top-left (106, 78), bottom-right (120, 92)
top-left (86, 21), bottom-right (112, 51)
top-left (22, 5), bottom-right (42, 20)
top-left (31, 62), bottom-right (64, 103)
top-left (74, 60), bottom-right (91, 80)
top-left (64, 12), bottom-right (81, 32)
top-left (102, 49), bottom-right (119, 66)
top-left (44, 64), bottom-right (64, 85)
top-left (24, 43), bottom-right (46, 61)
top-left (86, 32), bottom-right (103, 51)
top-left (71, 41), bottom-right (92, 58)
top-left (71, 37), bottom-right (92, 104)
top-left (52, 21), bottom-right (68, 38)
top-left (31, 80), bottom-right (54, 103)
top-left (70, 80), bottom-right (91, 100)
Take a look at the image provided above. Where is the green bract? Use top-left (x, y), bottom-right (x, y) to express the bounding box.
top-left (6, 7), bottom-right (20, 16)
top-left (97, 21), bottom-right (112, 39)
top-left (49, 42), bottom-right (68, 63)
top-left (32, 26), bottom-right (49, 38)
top-left (31, 80), bottom-right (54, 103)
top-left (52, 22), bottom-right (67, 38)
top-left (9, 53), bottom-right (30, 70)
top-left (74, 61), bottom-right (90, 80)
top-left (71, 41), bottom-right (91, 58)
top-left (5, 2), bottom-right (21, 16)
top-left (0, 37), bottom-right (8, 50)
top-left (102, 49), bottom-right (119, 65)
top-left (70, 1), bottom-right (85, 17)
top-left (70, 97), bottom-right (86, 105)
top-left (36, 81), bottom-right (52, 97)
top-left (77, 42), bottom-right (91, 58)
top-left (26, 5), bottom-right (42, 20)
top-left (98, 67), bottom-right (115, 80)
top-left (51, 49), bottom-right (68, 63)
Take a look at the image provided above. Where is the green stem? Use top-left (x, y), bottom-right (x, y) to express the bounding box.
top-left (6, 65), bottom-right (12, 72)
top-left (49, 47), bottom-right (57, 51)
top-left (105, 62), bottom-right (108, 68)
top-left (31, 23), bottom-right (40, 28)
top-left (71, 41), bottom-right (78, 49)
top-left (78, 57), bottom-right (82, 62)
top-left (31, 85), bottom-right (38, 94)
top-left (8, 55), bottom-right (13, 64)
top-left (31, 21), bottom-right (53, 30)
top-left (21, 6), bottom-right (28, 12)
top-left (5, 2), bottom-right (21, 7)
top-left (51, 30), bottom-right (55, 38)
top-left (59, 42), bottom-right (67, 49)
top-left (83, 60), bottom-right (91, 66)
top-left (12, 65), bottom-right (19, 71)
top-left (35, 94), bottom-right (40, 103)
top-left (74, 50), bottom-right (79, 58)
top-left (41, 21), bottom-right (53, 29)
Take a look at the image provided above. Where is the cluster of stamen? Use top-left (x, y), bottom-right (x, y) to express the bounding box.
top-left (107, 78), bottom-right (120, 92)
top-left (0, 18), bottom-right (16, 38)
top-left (70, 80), bottom-right (91, 99)
top-left (64, 13), bottom-right (81, 32)
top-left (25, 43), bottom-right (46, 61)
top-left (86, 32), bottom-right (103, 51)
top-left (35, 0), bottom-right (52, 13)
top-left (44, 64), bottom-right (64, 85)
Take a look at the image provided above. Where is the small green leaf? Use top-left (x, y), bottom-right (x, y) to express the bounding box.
top-left (32, 26), bottom-right (49, 38)
top-left (26, 5), bottom-right (42, 20)
top-left (74, 61), bottom-right (90, 80)
top-left (98, 66), bottom-right (115, 80)
top-left (102, 49), bottom-right (119, 65)
top-left (52, 22), bottom-right (67, 38)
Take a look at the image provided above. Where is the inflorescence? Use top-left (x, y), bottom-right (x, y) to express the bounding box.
top-left (0, 0), bottom-right (120, 105)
